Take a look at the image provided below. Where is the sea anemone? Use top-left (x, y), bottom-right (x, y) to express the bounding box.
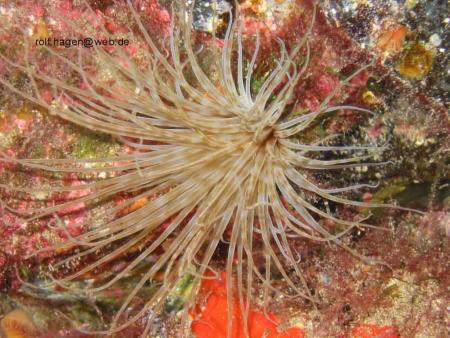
top-left (0, 0), bottom-right (419, 336)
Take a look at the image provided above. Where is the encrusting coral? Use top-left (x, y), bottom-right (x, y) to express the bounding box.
top-left (0, 0), bottom-right (423, 336)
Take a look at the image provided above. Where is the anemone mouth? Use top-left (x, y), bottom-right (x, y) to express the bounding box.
top-left (252, 125), bottom-right (275, 145)
top-left (0, 0), bottom-right (423, 336)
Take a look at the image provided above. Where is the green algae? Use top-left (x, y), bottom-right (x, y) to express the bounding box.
top-left (371, 178), bottom-right (408, 204)
top-left (381, 282), bottom-right (401, 299)
top-left (164, 274), bottom-right (194, 313)
top-left (29, 143), bottom-right (46, 159)
top-left (0, 128), bottom-right (17, 148)
top-left (72, 132), bottom-right (119, 160)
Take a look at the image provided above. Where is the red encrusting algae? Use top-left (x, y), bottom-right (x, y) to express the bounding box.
top-left (191, 272), bottom-right (304, 338)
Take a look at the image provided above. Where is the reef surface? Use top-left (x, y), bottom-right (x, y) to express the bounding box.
top-left (0, 1), bottom-right (448, 337)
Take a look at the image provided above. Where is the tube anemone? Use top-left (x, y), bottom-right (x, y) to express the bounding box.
top-left (0, 1), bottom-right (421, 336)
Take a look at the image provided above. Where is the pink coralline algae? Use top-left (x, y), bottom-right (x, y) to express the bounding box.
top-left (351, 324), bottom-right (400, 338)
